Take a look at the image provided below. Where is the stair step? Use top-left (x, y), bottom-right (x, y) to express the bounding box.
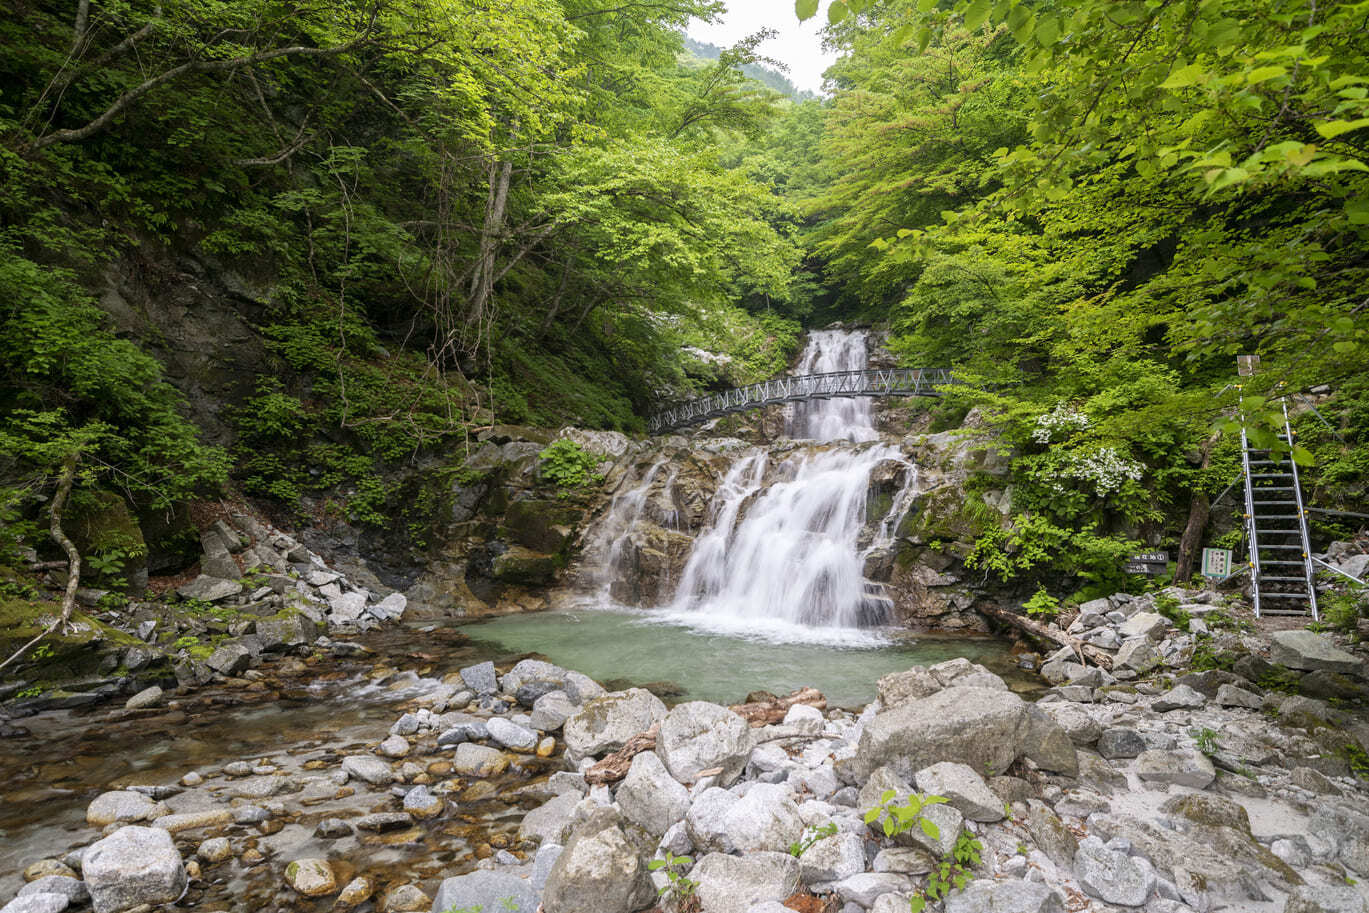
top-left (1258, 545), bottom-right (1304, 551)
top-left (1251, 486), bottom-right (1295, 491)
top-left (1261, 560), bottom-right (1306, 565)
top-left (1249, 473), bottom-right (1293, 478)
top-left (1252, 500), bottom-right (1299, 506)
top-left (1260, 575), bottom-right (1310, 582)
top-left (1260, 592), bottom-right (1312, 599)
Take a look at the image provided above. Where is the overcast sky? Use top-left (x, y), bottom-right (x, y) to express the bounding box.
top-left (687, 1), bottom-right (839, 95)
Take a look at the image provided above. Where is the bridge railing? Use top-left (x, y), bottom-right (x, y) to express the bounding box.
top-left (647, 367), bottom-right (955, 434)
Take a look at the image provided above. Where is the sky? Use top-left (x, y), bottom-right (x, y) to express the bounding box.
top-left (687, 1), bottom-right (840, 95)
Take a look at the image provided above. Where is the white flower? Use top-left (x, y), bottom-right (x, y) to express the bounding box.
top-left (1032, 403), bottom-right (1090, 443)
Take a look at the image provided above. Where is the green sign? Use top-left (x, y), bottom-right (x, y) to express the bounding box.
top-left (1201, 548), bottom-right (1233, 578)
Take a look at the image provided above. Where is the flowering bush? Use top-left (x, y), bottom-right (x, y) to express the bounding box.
top-left (1031, 403), bottom-right (1090, 444)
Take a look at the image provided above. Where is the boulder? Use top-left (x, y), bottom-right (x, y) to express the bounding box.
top-left (531, 690), bottom-right (578, 731)
top-left (369, 592), bottom-right (407, 621)
top-left (1118, 612), bottom-right (1169, 640)
top-left (83, 826), bottom-right (187, 913)
top-left (687, 787), bottom-right (740, 853)
top-left (86, 790), bottom-right (163, 827)
top-left (1270, 630), bottom-right (1363, 674)
top-left (452, 743), bottom-right (508, 778)
top-left (945, 878), bottom-right (1064, 913)
top-left (342, 755), bottom-right (394, 785)
top-left (1153, 684), bottom-right (1206, 712)
top-left (459, 661), bottom-right (498, 695)
top-left (491, 546), bottom-right (559, 585)
top-left (692, 852), bottom-right (800, 913)
top-left (329, 591), bottom-right (367, 623)
top-left (502, 659), bottom-right (568, 695)
top-left (1020, 705), bottom-right (1079, 776)
top-left (658, 701), bottom-right (752, 785)
top-left (563, 688), bottom-right (667, 760)
top-left (1, 894), bottom-right (70, 913)
top-left (487, 717), bottom-right (539, 752)
top-left (124, 685), bottom-right (163, 710)
top-left (800, 831), bottom-right (866, 884)
top-left (876, 666), bottom-right (941, 707)
top-left (519, 793), bottom-right (579, 846)
top-left (1215, 684), bottom-right (1263, 709)
top-left (1115, 638), bottom-right (1161, 675)
top-left (616, 751), bottom-right (689, 837)
top-left (1284, 883), bottom-right (1369, 913)
top-left (177, 575), bottom-right (242, 602)
top-left (1074, 835), bottom-right (1154, 906)
top-left (1037, 702), bottom-right (1102, 745)
top-left (1135, 749), bottom-right (1215, 789)
top-left (252, 613), bottom-right (319, 649)
top-left (540, 819), bottom-right (653, 913)
top-left (722, 782), bottom-right (805, 854)
top-left (17, 877), bottom-right (88, 906)
top-left (1097, 728), bottom-right (1147, 760)
top-left (914, 762), bottom-right (1005, 822)
top-left (429, 870), bottom-right (539, 913)
top-left (403, 785), bottom-right (444, 819)
top-left (831, 872), bottom-right (914, 906)
top-left (285, 858), bottom-right (337, 896)
top-left (854, 686), bottom-right (1028, 779)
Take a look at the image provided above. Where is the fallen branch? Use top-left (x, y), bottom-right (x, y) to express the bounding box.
top-left (979, 604), bottom-right (1113, 670)
top-left (584, 723), bottom-right (659, 785)
top-left (729, 686), bottom-right (827, 727)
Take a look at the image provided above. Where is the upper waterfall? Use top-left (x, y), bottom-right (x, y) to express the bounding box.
top-left (786, 328), bottom-right (880, 443)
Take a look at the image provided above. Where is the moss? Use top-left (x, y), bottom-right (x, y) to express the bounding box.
top-left (899, 487), bottom-right (996, 544)
top-left (0, 596), bottom-right (140, 680)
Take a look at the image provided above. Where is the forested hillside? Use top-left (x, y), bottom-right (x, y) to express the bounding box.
top-left (2, 0), bottom-right (1367, 594)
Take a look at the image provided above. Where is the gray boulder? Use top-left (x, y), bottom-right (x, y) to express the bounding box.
top-left (1037, 702), bottom-right (1102, 745)
top-left (501, 658), bottom-right (567, 695)
top-left (429, 870), bottom-right (538, 913)
top-left (519, 793), bottom-right (579, 846)
top-left (177, 575), bottom-right (242, 602)
top-left (831, 872), bottom-right (913, 907)
top-left (799, 831), bottom-right (866, 884)
top-left (1115, 638), bottom-right (1161, 674)
top-left (1020, 705), bottom-right (1079, 776)
top-left (1074, 835), bottom-right (1155, 906)
top-left (944, 879), bottom-right (1064, 913)
top-left (1098, 728), bottom-right (1147, 759)
top-left (17, 877), bottom-right (88, 905)
top-left (563, 688), bottom-right (667, 760)
top-left (342, 755), bottom-right (394, 785)
top-left (616, 751), bottom-right (689, 837)
top-left (692, 852), bottom-right (800, 913)
top-left (876, 666), bottom-right (941, 706)
top-left (459, 661), bottom-right (498, 695)
top-left (83, 826), bottom-right (187, 913)
top-left (487, 717), bottom-right (538, 752)
top-left (1215, 684), bottom-right (1262, 709)
top-left (722, 782), bottom-right (804, 854)
top-left (2, 895), bottom-right (70, 913)
top-left (452, 743), bottom-right (508, 778)
top-left (914, 762), bottom-right (1004, 822)
top-left (1271, 630), bottom-right (1363, 674)
top-left (1118, 612), bottom-right (1169, 640)
top-left (531, 690), bottom-right (578, 731)
top-left (86, 790), bottom-right (163, 827)
top-left (1135, 749), bottom-right (1215, 789)
top-left (658, 700), bottom-right (752, 785)
top-left (854, 686), bottom-right (1028, 779)
top-left (1153, 684), bottom-right (1206, 712)
top-left (1284, 883), bottom-right (1369, 913)
top-left (687, 786), bottom-right (740, 853)
top-left (540, 818), bottom-right (653, 913)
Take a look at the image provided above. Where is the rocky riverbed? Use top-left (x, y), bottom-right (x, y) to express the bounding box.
top-left (5, 585), bottom-right (1369, 913)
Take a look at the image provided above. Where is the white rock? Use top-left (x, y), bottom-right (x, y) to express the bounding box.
top-left (617, 751), bottom-right (690, 837)
top-left (83, 826), bottom-right (187, 913)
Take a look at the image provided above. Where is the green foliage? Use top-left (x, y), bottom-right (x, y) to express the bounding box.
top-left (921, 829), bottom-right (983, 908)
top-left (789, 822), bottom-right (838, 857)
top-left (537, 440), bottom-right (600, 492)
top-left (1339, 744), bottom-right (1369, 780)
top-left (1320, 588), bottom-right (1365, 637)
top-left (648, 851), bottom-right (697, 908)
top-left (1153, 594), bottom-right (1192, 631)
top-left (1191, 727), bottom-right (1220, 757)
top-left (863, 789), bottom-right (948, 841)
top-left (1022, 588), bottom-right (1060, 619)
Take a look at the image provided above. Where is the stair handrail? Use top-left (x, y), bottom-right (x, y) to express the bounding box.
top-left (1282, 398), bottom-right (1320, 621)
top-left (1238, 392), bottom-right (1264, 616)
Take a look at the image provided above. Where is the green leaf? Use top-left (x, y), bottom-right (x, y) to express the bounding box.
top-left (963, 0), bottom-right (991, 30)
top-left (1035, 14), bottom-right (1061, 46)
top-left (1315, 118), bottom-right (1369, 139)
top-left (796, 0), bottom-right (820, 21)
top-left (648, 860), bottom-right (666, 871)
top-left (829, 1), bottom-right (849, 24)
top-left (919, 817), bottom-right (941, 839)
top-left (1160, 63), bottom-right (1207, 89)
top-left (1347, 198), bottom-right (1369, 224)
top-left (1245, 65), bottom-right (1287, 84)
top-left (918, 25), bottom-right (933, 52)
top-left (918, 0), bottom-right (939, 10)
top-left (1291, 445), bottom-right (1314, 467)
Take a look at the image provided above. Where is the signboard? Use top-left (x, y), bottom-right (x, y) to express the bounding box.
top-left (1123, 551), bottom-right (1169, 575)
top-left (1201, 548), bottom-right (1234, 579)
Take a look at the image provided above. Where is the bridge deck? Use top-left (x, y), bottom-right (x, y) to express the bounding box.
top-left (647, 368), bottom-right (954, 434)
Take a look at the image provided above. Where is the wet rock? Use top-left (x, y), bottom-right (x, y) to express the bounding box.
top-left (1, 895), bottom-right (70, 913)
top-left (314, 818), bottom-right (353, 839)
top-left (355, 812), bottom-right (412, 832)
top-left (381, 884), bottom-right (429, 912)
top-left (1098, 728), bottom-right (1147, 760)
top-left (1074, 835), bottom-right (1154, 906)
top-left (430, 870), bottom-right (539, 913)
top-left (285, 857), bottom-right (337, 897)
top-left (403, 784), bottom-right (444, 818)
top-left (722, 782), bottom-right (804, 854)
top-left (1135, 749), bottom-right (1215, 789)
top-left (21, 862), bottom-right (76, 882)
top-left (1270, 630), bottom-right (1363, 674)
top-left (124, 686), bottom-right (163, 710)
top-left (692, 852), bottom-right (800, 913)
top-left (944, 879), bottom-right (1063, 913)
top-left (337, 876), bottom-right (373, 906)
top-left (617, 750), bottom-right (689, 837)
top-left (800, 831), bottom-right (866, 883)
top-left (196, 838), bottom-right (232, 864)
top-left (914, 761), bottom-right (1005, 822)
top-left (531, 690), bottom-right (577, 731)
top-left (541, 818), bottom-right (653, 913)
top-left (231, 804), bottom-right (270, 824)
top-left (86, 790), bottom-right (163, 827)
top-left (177, 575), bottom-right (242, 602)
top-left (437, 720), bottom-right (489, 746)
top-left (342, 755), bottom-right (395, 785)
top-left (487, 717), bottom-right (539, 752)
top-left (453, 743), bottom-right (508, 778)
top-left (1284, 883), bottom-right (1369, 913)
top-left (658, 700), bottom-right (752, 785)
top-left (154, 810), bottom-right (233, 833)
top-left (1153, 684), bottom-right (1206, 712)
top-left (377, 735), bottom-right (410, 758)
top-left (519, 793), bottom-right (578, 846)
top-left (563, 688), bottom-right (667, 760)
top-left (83, 826), bottom-right (187, 913)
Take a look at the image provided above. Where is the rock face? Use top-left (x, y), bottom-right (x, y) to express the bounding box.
top-left (657, 700), bottom-right (752, 785)
top-left (691, 851), bottom-right (801, 913)
top-left (1270, 630), bottom-right (1364, 673)
top-left (562, 688), bottom-right (666, 760)
top-left (615, 751), bottom-right (690, 837)
top-left (83, 826), bottom-right (188, 913)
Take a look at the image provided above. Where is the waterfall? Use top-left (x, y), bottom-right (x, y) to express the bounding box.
top-left (591, 455), bottom-right (670, 587)
top-left (661, 329), bottom-right (918, 636)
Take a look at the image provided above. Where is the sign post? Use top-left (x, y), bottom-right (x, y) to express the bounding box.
top-left (1201, 548), bottom-right (1233, 579)
top-left (1123, 551), bottom-right (1169, 575)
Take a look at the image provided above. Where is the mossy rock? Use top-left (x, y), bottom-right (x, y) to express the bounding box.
top-left (898, 485), bottom-right (997, 544)
top-left (67, 490), bottom-right (148, 587)
top-left (490, 546), bottom-right (560, 586)
top-left (501, 500), bottom-right (581, 553)
top-left (0, 596), bottom-right (140, 681)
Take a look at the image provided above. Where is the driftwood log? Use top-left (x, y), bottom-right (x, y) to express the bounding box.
top-left (979, 604), bottom-right (1114, 670)
top-left (729, 686), bottom-right (827, 727)
top-left (584, 723), bottom-right (659, 785)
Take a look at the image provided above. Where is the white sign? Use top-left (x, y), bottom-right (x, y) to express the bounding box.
top-left (1201, 548), bottom-right (1233, 578)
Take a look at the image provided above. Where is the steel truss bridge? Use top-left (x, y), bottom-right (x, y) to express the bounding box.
top-left (647, 368), bottom-right (956, 435)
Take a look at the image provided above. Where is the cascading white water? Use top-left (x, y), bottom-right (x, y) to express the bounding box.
top-left (663, 329), bottom-right (919, 634)
top-left (591, 455), bottom-right (670, 586)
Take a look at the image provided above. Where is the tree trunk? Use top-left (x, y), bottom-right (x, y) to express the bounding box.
top-left (584, 723), bottom-right (659, 785)
top-left (978, 604), bottom-right (1113, 670)
top-left (467, 152), bottom-right (514, 334)
top-left (1175, 439), bottom-right (1216, 582)
top-left (728, 686), bottom-right (827, 727)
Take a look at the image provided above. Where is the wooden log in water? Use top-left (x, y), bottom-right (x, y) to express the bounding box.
top-left (979, 604), bottom-right (1114, 670)
top-left (729, 686), bottom-right (827, 727)
top-left (584, 723), bottom-right (659, 785)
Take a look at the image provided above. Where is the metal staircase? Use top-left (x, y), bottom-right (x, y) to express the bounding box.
top-left (1239, 398), bottom-right (1319, 619)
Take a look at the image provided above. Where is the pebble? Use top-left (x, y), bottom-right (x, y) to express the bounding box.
top-left (337, 877), bottom-right (373, 906)
top-left (314, 818), bottom-right (353, 839)
top-left (22, 861), bottom-right (77, 882)
top-left (284, 857), bottom-right (337, 896)
top-left (197, 837), bottom-right (233, 864)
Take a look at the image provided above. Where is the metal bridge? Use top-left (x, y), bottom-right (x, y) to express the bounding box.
top-left (647, 368), bottom-right (955, 435)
